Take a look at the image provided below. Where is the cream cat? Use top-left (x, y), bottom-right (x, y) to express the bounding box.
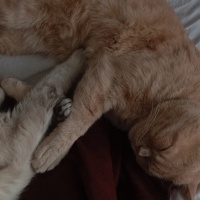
top-left (0, 50), bottom-right (84, 200)
top-left (0, 0), bottom-right (200, 199)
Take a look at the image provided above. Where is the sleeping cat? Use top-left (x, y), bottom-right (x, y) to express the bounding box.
top-left (0, 0), bottom-right (200, 199)
top-left (0, 50), bottom-right (84, 200)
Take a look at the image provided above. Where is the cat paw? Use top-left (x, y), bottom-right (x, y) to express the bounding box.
top-left (32, 98), bottom-right (74, 173)
top-left (54, 98), bottom-right (72, 122)
top-left (1, 77), bottom-right (31, 101)
top-left (32, 132), bottom-right (71, 173)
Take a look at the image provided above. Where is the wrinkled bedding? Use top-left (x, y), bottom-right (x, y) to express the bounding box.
top-left (168, 0), bottom-right (200, 49)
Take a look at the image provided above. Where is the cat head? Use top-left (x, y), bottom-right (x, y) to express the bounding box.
top-left (129, 99), bottom-right (200, 199)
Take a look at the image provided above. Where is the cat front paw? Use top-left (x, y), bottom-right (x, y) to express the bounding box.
top-left (31, 131), bottom-right (71, 173)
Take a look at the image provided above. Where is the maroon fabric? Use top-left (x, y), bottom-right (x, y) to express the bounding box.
top-left (20, 118), bottom-right (170, 200)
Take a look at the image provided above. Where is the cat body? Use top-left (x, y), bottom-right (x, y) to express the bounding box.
top-left (0, 50), bottom-right (84, 200)
top-left (0, 0), bottom-right (200, 199)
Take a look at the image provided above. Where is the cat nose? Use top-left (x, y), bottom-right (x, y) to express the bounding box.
top-left (135, 146), bottom-right (151, 157)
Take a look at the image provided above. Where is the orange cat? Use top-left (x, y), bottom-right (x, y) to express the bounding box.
top-left (0, 0), bottom-right (200, 199)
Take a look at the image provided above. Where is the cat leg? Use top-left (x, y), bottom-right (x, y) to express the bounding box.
top-left (1, 78), bottom-right (32, 101)
top-left (32, 57), bottom-right (114, 173)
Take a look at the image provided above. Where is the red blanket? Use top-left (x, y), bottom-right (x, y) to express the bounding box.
top-left (20, 118), bottom-right (170, 200)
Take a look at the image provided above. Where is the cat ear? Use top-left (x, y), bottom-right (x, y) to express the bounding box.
top-left (170, 183), bottom-right (198, 200)
top-left (188, 182), bottom-right (198, 200)
top-left (138, 147), bottom-right (151, 157)
top-left (184, 182), bottom-right (198, 200)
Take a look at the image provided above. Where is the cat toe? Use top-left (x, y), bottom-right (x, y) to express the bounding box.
top-left (54, 98), bottom-right (72, 121)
